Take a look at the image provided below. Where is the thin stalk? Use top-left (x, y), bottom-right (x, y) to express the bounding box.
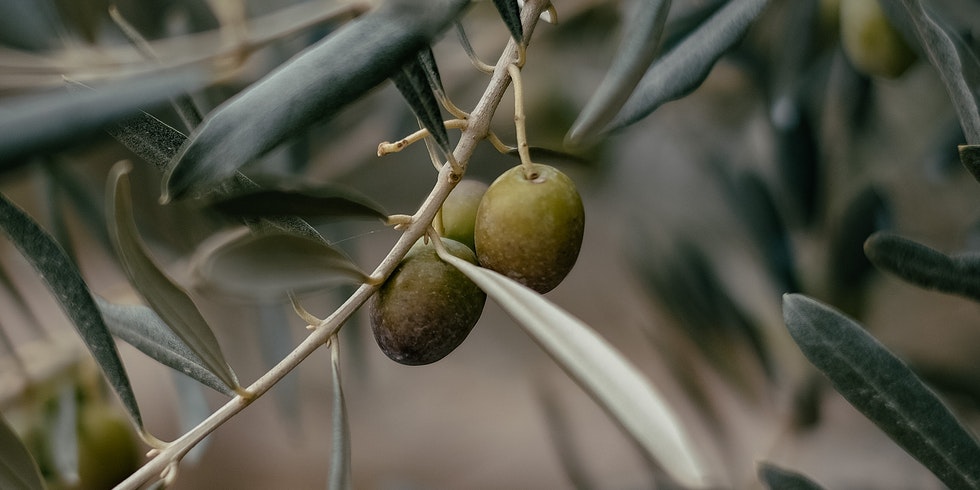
top-left (113, 1), bottom-right (550, 488)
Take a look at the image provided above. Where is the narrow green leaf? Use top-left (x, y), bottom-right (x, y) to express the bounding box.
top-left (567, 0), bottom-right (671, 143)
top-left (162, 0), bottom-right (469, 202)
top-left (106, 108), bottom-right (188, 173)
top-left (440, 252), bottom-right (709, 488)
top-left (732, 171), bottom-right (798, 293)
top-left (959, 144), bottom-right (980, 183)
top-left (0, 411), bottom-right (44, 490)
top-left (391, 55), bottom-right (451, 155)
top-left (782, 294), bottom-right (980, 489)
top-left (637, 238), bottom-right (772, 396)
top-left (106, 161), bottom-right (241, 393)
top-left (0, 69), bottom-right (206, 170)
top-left (826, 186), bottom-right (890, 316)
top-left (191, 228), bottom-right (367, 299)
top-left (881, 0), bottom-right (980, 144)
top-left (95, 297), bottom-right (234, 396)
top-left (327, 337), bottom-right (351, 490)
top-left (492, 0), bottom-right (523, 42)
top-left (417, 46), bottom-right (446, 96)
top-left (864, 232), bottom-right (980, 302)
top-left (608, 0), bottom-right (770, 131)
top-left (0, 192), bottom-right (143, 428)
top-left (757, 462), bottom-right (825, 490)
top-left (208, 184), bottom-right (387, 223)
top-left (49, 382), bottom-right (80, 486)
top-left (104, 108), bottom-right (328, 245)
top-left (774, 102), bottom-right (820, 226)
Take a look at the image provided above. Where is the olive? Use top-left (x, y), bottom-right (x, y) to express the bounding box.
top-left (474, 164), bottom-right (584, 293)
top-left (440, 179), bottom-right (488, 250)
top-left (76, 403), bottom-right (139, 490)
top-left (370, 238), bottom-right (487, 365)
top-left (840, 0), bottom-right (916, 78)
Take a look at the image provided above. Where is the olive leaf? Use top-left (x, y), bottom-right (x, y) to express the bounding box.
top-left (607, 0), bottom-right (770, 132)
top-left (757, 462), bottom-right (825, 490)
top-left (880, 0), bottom-right (980, 145)
top-left (104, 107), bottom-right (329, 245)
top-left (731, 172), bottom-right (798, 293)
top-left (208, 184), bottom-right (387, 223)
top-left (0, 68), bottom-right (206, 171)
top-left (768, 0), bottom-right (820, 128)
top-left (327, 337), bottom-right (351, 490)
top-left (391, 54), bottom-right (451, 156)
top-left (107, 161), bottom-right (241, 393)
top-left (636, 237), bottom-right (771, 398)
top-left (162, 0), bottom-right (469, 202)
top-left (49, 382), bottom-right (80, 486)
top-left (105, 107), bottom-right (188, 174)
top-left (567, 0), bottom-right (671, 143)
top-left (417, 46), bottom-right (447, 98)
top-left (0, 410), bottom-right (44, 490)
top-left (826, 186), bottom-right (890, 316)
top-left (440, 252), bottom-right (710, 488)
top-left (0, 192), bottom-right (143, 429)
top-left (782, 294), bottom-right (980, 489)
top-left (864, 232), bottom-right (980, 302)
top-left (492, 0), bottom-right (523, 43)
top-left (959, 144), bottom-right (980, 183)
top-left (95, 297), bottom-right (234, 396)
top-left (191, 228), bottom-right (367, 300)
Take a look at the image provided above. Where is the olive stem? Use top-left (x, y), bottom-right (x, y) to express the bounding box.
top-left (377, 119), bottom-right (468, 156)
top-left (113, 1), bottom-right (551, 487)
top-left (507, 63), bottom-right (536, 179)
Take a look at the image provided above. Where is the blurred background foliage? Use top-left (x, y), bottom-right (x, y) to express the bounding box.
top-left (1, 0), bottom-right (980, 488)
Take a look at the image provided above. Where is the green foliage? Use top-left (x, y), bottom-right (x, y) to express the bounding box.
top-left (783, 294), bottom-right (980, 489)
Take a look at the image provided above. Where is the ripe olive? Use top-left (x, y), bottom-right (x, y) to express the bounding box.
top-left (440, 179), bottom-right (488, 250)
top-left (840, 0), bottom-right (916, 78)
top-left (474, 164), bottom-right (584, 293)
top-left (370, 238), bottom-right (487, 365)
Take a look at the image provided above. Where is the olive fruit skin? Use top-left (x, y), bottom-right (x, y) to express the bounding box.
top-left (840, 0), bottom-right (916, 78)
top-left (370, 238), bottom-right (487, 365)
top-left (474, 164), bottom-right (584, 293)
top-left (441, 179), bottom-right (488, 250)
top-left (76, 404), bottom-right (139, 490)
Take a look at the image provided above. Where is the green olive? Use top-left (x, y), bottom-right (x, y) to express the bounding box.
top-left (474, 164), bottom-right (584, 293)
top-left (440, 179), bottom-right (488, 250)
top-left (76, 404), bottom-right (139, 490)
top-left (840, 0), bottom-right (916, 78)
top-left (370, 238), bottom-right (487, 365)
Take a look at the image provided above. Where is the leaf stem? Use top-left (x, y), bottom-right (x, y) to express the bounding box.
top-left (507, 63), bottom-right (536, 179)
